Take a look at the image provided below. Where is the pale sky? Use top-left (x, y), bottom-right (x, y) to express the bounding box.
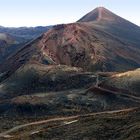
top-left (0, 0), bottom-right (139, 27)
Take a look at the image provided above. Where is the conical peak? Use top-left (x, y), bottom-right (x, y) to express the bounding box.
top-left (95, 6), bottom-right (107, 10)
top-left (78, 7), bottom-right (119, 22)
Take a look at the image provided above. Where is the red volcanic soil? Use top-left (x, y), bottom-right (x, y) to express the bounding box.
top-left (30, 22), bottom-right (140, 72)
top-left (1, 22), bottom-right (140, 80)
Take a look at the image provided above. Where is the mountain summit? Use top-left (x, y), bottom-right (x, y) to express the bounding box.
top-left (78, 7), bottom-right (121, 22)
top-left (78, 7), bottom-right (140, 46)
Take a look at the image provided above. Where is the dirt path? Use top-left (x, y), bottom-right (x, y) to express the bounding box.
top-left (94, 73), bottom-right (140, 102)
top-left (0, 107), bottom-right (137, 138)
top-left (95, 86), bottom-right (140, 102)
top-left (97, 7), bottom-right (103, 21)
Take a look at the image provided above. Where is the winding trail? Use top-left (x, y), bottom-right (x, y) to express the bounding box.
top-left (94, 86), bottom-right (140, 102)
top-left (94, 74), bottom-right (140, 102)
top-left (0, 74), bottom-right (139, 138)
top-left (0, 107), bottom-right (137, 138)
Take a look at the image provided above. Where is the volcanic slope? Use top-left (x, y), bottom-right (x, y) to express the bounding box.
top-left (1, 22), bottom-right (140, 79)
top-left (0, 33), bottom-right (17, 62)
top-left (0, 62), bottom-right (139, 117)
top-left (1, 7), bottom-right (140, 79)
top-left (0, 26), bottom-right (51, 64)
top-left (5, 108), bottom-right (139, 140)
top-left (78, 7), bottom-right (140, 46)
top-left (100, 68), bottom-right (140, 97)
top-left (0, 62), bottom-right (96, 98)
top-left (1, 7), bottom-right (140, 81)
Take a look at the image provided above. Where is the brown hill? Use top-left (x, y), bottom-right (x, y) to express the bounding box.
top-left (0, 22), bottom-right (140, 80)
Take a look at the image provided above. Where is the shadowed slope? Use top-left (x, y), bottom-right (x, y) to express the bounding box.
top-left (0, 26), bottom-right (51, 64)
top-left (0, 63), bottom-right (139, 117)
top-left (100, 68), bottom-right (140, 97)
top-left (0, 63), bottom-right (95, 98)
top-left (27, 108), bottom-right (140, 140)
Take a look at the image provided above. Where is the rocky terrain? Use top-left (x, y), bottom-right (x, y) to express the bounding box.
top-left (0, 7), bottom-right (139, 140)
top-left (100, 68), bottom-right (140, 97)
